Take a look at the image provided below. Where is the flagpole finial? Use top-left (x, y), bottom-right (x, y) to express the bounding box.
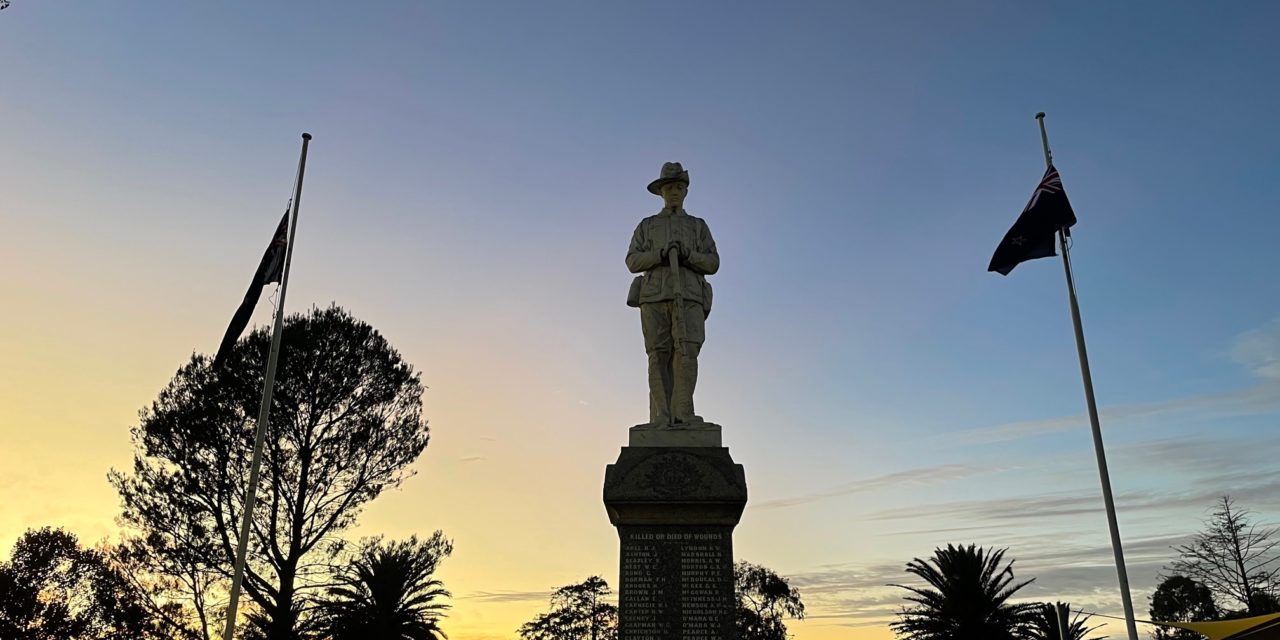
top-left (1035, 112), bottom-right (1046, 120)
top-left (302, 132), bottom-right (312, 140)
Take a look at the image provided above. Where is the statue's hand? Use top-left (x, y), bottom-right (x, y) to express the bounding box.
top-left (667, 240), bottom-right (686, 262)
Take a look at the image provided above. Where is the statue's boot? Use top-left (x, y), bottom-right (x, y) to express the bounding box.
top-left (671, 342), bottom-right (702, 424)
top-left (647, 348), bottom-right (674, 427)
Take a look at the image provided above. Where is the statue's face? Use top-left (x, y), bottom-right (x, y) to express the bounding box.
top-left (660, 181), bottom-right (688, 208)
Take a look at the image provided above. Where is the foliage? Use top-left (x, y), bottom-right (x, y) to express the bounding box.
top-left (241, 601), bottom-right (319, 640)
top-left (317, 532), bottom-right (453, 640)
top-left (734, 561), bottom-right (805, 640)
top-left (1168, 496), bottom-right (1280, 615)
top-left (1024, 602), bottom-right (1102, 640)
top-left (889, 543), bottom-right (1037, 640)
top-left (1214, 591), bottom-right (1280, 621)
top-left (520, 564), bottom-right (803, 640)
top-left (1243, 590), bottom-right (1280, 616)
top-left (518, 576), bottom-right (617, 640)
top-left (110, 305), bottom-right (430, 639)
top-left (1149, 575), bottom-right (1221, 640)
top-left (0, 527), bottom-right (165, 640)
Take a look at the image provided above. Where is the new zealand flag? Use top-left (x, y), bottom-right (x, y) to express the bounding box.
top-left (988, 166), bottom-right (1078, 275)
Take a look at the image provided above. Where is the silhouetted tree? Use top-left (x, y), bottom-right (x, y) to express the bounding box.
top-left (1149, 575), bottom-right (1221, 640)
top-left (110, 528), bottom-right (220, 640)
top-left (518, 576), bottom-right (617, 640)
top-left (1168, 496), bottom-right (1280, 615)
top-left (889, 544), bottom-right (1036, 640)
top-left (1025, 602), bottom-right (1102, 640)
top-left (318, 532), bottom-right (453, 640)
top-left (1236, 591), bottom-right (1280, 617)
top-left (0, 527), bottom-right (164, 639)
top-left (110, 305), bottom-right (430, 640)
top-left (734, 561), bottom-right (805, 640)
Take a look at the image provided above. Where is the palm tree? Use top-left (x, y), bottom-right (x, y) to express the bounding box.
top-left (1025, 602), bottom-right (1104, 640)
top-left (889, 544), bottom-right (1037, 640)
top-left (319, 534), bottom-right (452, 640)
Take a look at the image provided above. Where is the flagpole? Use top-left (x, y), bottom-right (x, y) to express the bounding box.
top-left (221, 132), bottom-right (311, 640)
top-left (1036, 112), bottom-right (1139, 640)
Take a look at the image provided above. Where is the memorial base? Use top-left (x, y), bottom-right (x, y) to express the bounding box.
top-left (603, 437), bottom-right (747, 640)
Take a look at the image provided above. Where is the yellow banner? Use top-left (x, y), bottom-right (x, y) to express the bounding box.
top-left (1155, 613), bottom-right (1280, 640)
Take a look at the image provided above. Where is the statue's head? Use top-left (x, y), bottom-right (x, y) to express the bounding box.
top-left (647, 162), bottom-right (689, 208)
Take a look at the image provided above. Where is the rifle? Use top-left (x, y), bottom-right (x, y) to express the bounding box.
top-left (669, 246), bottom-right (688, 358)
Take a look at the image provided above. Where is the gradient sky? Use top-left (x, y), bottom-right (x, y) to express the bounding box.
top-left (3, 2), bottom-right (1280, 639)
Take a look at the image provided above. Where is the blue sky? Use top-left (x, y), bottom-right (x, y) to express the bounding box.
top-left (3, 2), bottom-right (1279, 638)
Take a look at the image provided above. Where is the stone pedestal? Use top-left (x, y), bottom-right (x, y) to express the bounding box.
top-left (603, 425), bottom-right (748, 640)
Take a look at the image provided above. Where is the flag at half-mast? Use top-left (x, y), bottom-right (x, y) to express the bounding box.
top-left (988, 165), bottom-right (1078, 275)
top-left (213, 211), bottom-right (289, 368)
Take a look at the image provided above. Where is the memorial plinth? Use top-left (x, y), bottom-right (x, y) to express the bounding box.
top-left (603, 425), bottom-right (748, 640)
top-left (609, 162), bottom-right (742, 638)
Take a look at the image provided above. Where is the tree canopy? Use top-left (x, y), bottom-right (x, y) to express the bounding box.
top-left (519, 564), bottom-right (804, 640)
top-left (110, 305), bottom-right (430, 639)
top-left (518, 576), bottom-right (617, 640)
top-left (1168, 496), bottom-right (1280, 616)
top-left (1150, 575), bottom-right (1222, 640)
top-left (0, 527), bottom-right (164, 640)
top-left (734, 561), bottom-right (805, 640)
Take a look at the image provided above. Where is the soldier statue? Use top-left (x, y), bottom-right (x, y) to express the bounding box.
top-left (626, 162), bottom-right (719, 427)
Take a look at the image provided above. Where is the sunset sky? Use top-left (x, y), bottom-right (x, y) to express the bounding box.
top-left (3, 2), bottom-right (1280, 639)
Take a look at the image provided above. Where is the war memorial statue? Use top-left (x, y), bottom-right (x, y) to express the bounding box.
top-left (605, 162), bottom-right (746, 640)
top-left (625, 162), bottom-right (719, 428)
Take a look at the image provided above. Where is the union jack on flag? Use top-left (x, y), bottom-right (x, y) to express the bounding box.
top-left (1025, 166), bottom-right (1065, 212)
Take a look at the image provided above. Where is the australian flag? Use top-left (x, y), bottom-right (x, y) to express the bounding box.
top-left (988, 165), bottom-right (1078, 275)
top-left (212, 212), bottom-right (289, 368)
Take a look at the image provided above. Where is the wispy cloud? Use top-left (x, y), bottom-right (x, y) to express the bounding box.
top-left (456, 589), bottom-right (549, 603)
top-left (870, 475), bottom-right (1280, 525)
top-left (775, 481), bottom-right (1280, 631)
top-left (1117, 434), bottom-right (1280, 478)
top-left (784, 534), bottom-right (1189, 628)
top-left (790, 561), bottom-right (905, 595)
top-left (786, 562), bottom-right (911, 626)
top-left (945, 317), bottom-right (1280, 445)
top-left (946, 382), bottom-right (1280, 445)
top-left (778, 319), bottom-right (1280, 631)
top-left (752, 464), bottom-right (999, 510)
top-left (881, 523), bottom-right (1022, 537)
top-left (784, 470), bottom-right (1280, 622)
top-left (1232, 317), bottom-right (1280, 380)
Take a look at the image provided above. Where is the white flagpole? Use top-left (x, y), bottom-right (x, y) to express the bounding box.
top-left (221, 132), bottom-right (311, 640)
top-left (1035, 112), bottom-right (1139, 640)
